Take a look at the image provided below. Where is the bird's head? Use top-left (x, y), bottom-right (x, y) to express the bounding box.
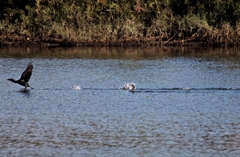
top-left (28, 62), bottom-right (33, 70)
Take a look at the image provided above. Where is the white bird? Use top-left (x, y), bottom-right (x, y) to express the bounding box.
top-left (72, 85), bottom-right (81, 90)
top-left (122, 82), bottom-right (136, 92)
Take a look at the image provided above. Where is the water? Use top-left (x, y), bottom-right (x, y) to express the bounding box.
top-left (0, 47), bottom-right (239, 156)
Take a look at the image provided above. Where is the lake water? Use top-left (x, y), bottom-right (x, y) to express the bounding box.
top-left (0, 47), bottom-right (239, 156)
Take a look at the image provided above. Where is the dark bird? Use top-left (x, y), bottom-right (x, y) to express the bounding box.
top-left (7, 62), bottom-right (33, 90)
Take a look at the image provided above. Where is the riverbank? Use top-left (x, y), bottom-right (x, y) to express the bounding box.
top-left (1, 1), bottom-right (240, 48)
top-left (0, 32), bottom-right (238, 48)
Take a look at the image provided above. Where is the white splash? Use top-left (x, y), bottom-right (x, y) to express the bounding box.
top-left (121, 82), bottom-right (136, 92)
top-left (72, 85), bottom-right (81, 90)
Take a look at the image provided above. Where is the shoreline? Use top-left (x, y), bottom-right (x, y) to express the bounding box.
top-left (1, 1), bottom-right (240, 49)
top-left (0, 35), bottom-right (237, 48)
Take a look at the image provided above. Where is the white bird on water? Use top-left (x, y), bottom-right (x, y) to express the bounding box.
top-left (72, 85), bottom-right (81, 90)
top-left (122, 82), bottom-right (136, 92)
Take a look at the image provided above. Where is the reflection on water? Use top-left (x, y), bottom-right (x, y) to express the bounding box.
top-left (0, 47), bottom-right (240, 156)
top-left (1, 46), bottom-right (240, 59)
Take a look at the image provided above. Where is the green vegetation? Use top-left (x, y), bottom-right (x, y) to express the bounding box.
top-left (1, 0), bottom-right (240, 46)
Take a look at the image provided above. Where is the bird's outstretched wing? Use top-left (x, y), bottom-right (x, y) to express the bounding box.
top-left (19, 62), bottom-right (33, 82)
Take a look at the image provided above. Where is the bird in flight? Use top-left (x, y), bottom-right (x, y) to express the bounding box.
top-left (7, 62), bottom-right (33, 90)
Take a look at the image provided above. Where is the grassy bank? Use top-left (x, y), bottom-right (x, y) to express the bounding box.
top-left (1, 0), bottom-right (240, 47)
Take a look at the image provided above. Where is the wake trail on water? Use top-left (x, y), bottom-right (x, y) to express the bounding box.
top-left (135, 87), bottom-right (240, 93)
top-left (12, 87), bottom-right (240, 93)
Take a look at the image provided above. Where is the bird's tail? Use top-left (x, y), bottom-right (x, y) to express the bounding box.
top-left (7, 78), bottom-right (17, 83)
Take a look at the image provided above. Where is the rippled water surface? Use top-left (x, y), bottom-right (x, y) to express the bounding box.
top-left (0, 47), bottom-right (240, 156)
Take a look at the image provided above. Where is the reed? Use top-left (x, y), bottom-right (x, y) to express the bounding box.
top-left (1, 0), bottom-right (240, 47)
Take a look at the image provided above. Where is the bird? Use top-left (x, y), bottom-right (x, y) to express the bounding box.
top-left (122, 82), bottom-right (136, 93)
top-left (72, 85), bottom-right (81, 90)
top-left (7, 62), bottom-right (33, 90)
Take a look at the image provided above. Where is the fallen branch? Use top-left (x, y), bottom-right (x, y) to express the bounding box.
top-left (164, 34), bottom-right (175, 45)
